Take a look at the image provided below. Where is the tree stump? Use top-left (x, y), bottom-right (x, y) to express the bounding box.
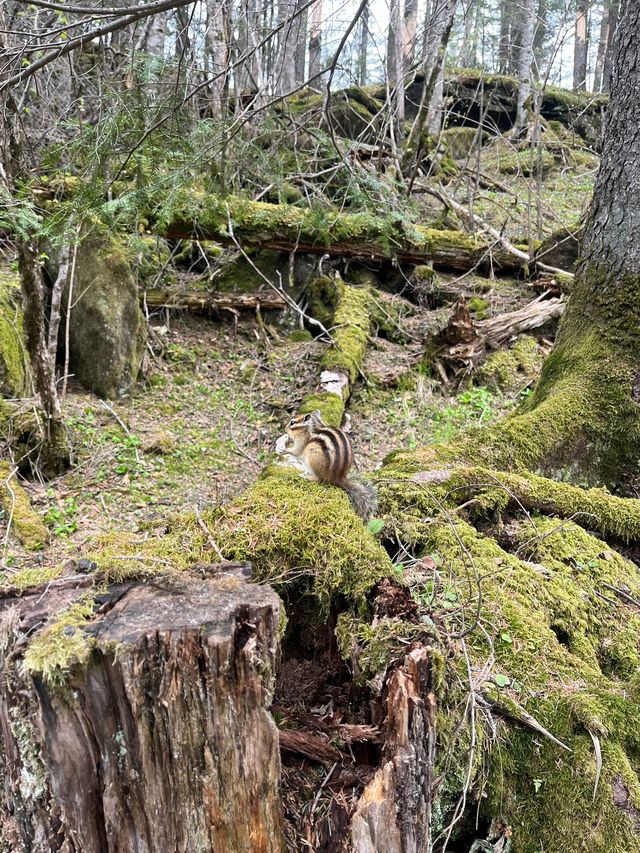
top-left (0, 566), bottom-right (284, 852)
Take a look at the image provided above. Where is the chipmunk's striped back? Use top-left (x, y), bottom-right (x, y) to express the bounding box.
top-left (286, 411), bottom-right (353, 483)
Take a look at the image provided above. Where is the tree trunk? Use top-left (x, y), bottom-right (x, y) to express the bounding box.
top-left (403, 0), bottom-right (418, 73)
top-left (275, 0), bottom-right (296, 94)
top-left (358, 0), bottom-right (369, 85)
top-left (602, 0), bottom-right (619, 91)
top-left (460, 0), bottom-right (477, 68)
top-left (593, 0), bottom-right (610, 92)
top-left (308, 0), bottom-right (323, 84)
top-left (293, 0), bottom-right (308, 84)
top-left (0, 567), bottom-right (285, 852)
top-left (401, 0), bottom-right (458, 175)
top-left (387, 0), bottom-right (405, 133)
top-left (156, 193), bottom-right (527, 272)
top-left (468, 0), bottom-right (640, 484)
top-left (498, 0), bottom-right (516, 73)
top-left (573, 0), bottom-right (589, 90)
top-left (205, 0), bottom-right (231, 118)
top-left (513, 0), bottom-right (536, 132)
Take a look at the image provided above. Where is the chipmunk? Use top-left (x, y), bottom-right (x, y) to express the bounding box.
top-left (284, 410), bottom-right (378, 521)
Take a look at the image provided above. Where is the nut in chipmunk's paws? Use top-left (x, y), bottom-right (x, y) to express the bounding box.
top-left (275, 433), bottom-right (292, 455)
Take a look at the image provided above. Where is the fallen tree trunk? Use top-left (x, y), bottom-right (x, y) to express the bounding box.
top-left (143, 287), bottom-right (288, 313)
top-left (153, 192), bottom-right (527, 273)
top-left (0, 563), bottom-right (284, 852)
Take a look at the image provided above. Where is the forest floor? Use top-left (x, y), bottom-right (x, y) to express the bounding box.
top-left (1, 131), bottom-right (598, 579)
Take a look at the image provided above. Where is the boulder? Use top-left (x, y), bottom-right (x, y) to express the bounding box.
top-left (62, 236), bottom-right (146, 398)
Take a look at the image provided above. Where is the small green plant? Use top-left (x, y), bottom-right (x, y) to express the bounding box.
top-left (44, 495), bottom-right (79, 537)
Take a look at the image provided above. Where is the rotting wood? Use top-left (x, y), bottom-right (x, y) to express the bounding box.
top-left (350, 645), bottom-right (437, 852)
top-left (0, 567), bottom-right (285, 853)
top-left (278, 729), bottom-right (343, 764)
top-left (143, 287), bottom-right (288, 313)
top-left (434, 294), bottom-right (563, 379)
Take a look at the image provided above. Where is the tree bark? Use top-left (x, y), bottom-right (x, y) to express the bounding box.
top-left (0, 567), bottom-right (285, 852)
top-left (308, 0), bottom-right (323, 84)
top-left (593, 0), bottom-right (610, 92)
top-left (387, 0), bottom-right (405, 133)
top-left (573, 0), bottom-right (589, 90)
top-left (468, 0), bottom-right (640, 483)
top-left (143, 288), bottom-right (288, 313)
top-left (403, 0), bottom-right (418, 73)
top-left (401, 0), bottom-right (458, 175)
top-left (275, 0), bottom-right (297, 94)
top-left (357, 0), bottom-right (369, 85)
top-left (205, 0), bottom-right (231, 118)
top-left (156, 193), bottom-right (527, 272)
top-left (602, 0), bottom-right (619, 91)
top-left (513, 0), bottom-right (536, 132)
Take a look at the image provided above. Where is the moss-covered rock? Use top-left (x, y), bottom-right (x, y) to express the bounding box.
top-left (441, 127), bottom-right (486, 160)
top-left (63, 235), bottom-right (147, 398)
top-left (495, 148), bottom-right (555, 176)
top-left (0, 265), bottom-right (29, 398)
top-left (476, 335), bottom-right (543, 390)
top-left (536, 219), bottom-right (583, 272)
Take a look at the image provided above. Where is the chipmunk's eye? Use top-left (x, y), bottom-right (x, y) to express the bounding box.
top-left (289, 419), bottom-right (296, 427)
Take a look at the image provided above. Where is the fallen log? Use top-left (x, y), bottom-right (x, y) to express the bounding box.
top-left (143, 287), bottom-right (288, 313)
top-left (153, 192), bottom-right (527, 273)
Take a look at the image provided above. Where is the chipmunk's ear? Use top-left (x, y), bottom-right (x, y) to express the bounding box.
top-left (311, 409), bottom-right (322, 421)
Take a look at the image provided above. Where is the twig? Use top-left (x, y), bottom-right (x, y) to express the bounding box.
top-left (193, 505), bottom-right (225, 561)
top-left (588, 729), bottom-right (602, 802)
top-left (490, 697), bottom-right (571, 752)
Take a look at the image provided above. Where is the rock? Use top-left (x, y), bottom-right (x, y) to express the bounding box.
top-left (536, 221), bottom-right (583, 272)
top-left (0, 265), bottom-right (29, 398)
top-left (62, 235), bottom-right (146, 398)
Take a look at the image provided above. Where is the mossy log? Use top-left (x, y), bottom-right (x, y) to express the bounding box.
top-left (154, 192), bottom-right (526, 273)
top-left (298, 276), bottom-right (371, 426)
top-left (143, 287), bottom-right (288, 313)
top-left (0, 462), bottom-right (49, 550)
top-left (0, 564), bottom-right (284, 852)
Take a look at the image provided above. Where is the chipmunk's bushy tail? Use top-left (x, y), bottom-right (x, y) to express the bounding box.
top-left (341, 477), bottom-right (378, 522)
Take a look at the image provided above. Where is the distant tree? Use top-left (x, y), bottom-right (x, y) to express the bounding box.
top-left (357, 1), bottom-right (369, 85)
top-left (601, 0), bottom-right (619, 91)
top-left (308, 0), bottom-right (323, 84)
top-left (514, 0), bottom-right (536, 131)
top-left (573, 0), bottom-right (589, 89)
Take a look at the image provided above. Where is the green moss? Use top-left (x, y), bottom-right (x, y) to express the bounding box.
top-left (476, 335), bottom-right (542, 391)
top-left (336, 612), bottom-right (437, 684)
top-left (0, 265), bottom-right (29, 398)
top-left (0, 462), bottom-right (49, 550)
top-left (494, 148), bottom-right (555, 176)
top-left (417, 517), bottom-right (640, 852)
top-left (0, 565), bottom-right (62, 591)
top-left (321, 280), bottom-right (370, 383)
top-left (86, 528), bottom-right (191, 582)
top-left (288, 329), bottom-right (313, 343)
top-left (298, 391), bottom-right (345, 427)
top-left (467, 295), bottom-right (489, 319)
top-left (306, 275), bottom-right (338, 328)
top-left (191, 466), bottom-right (392, 608)
top-left (23, 596), bottom-right (97, 686)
